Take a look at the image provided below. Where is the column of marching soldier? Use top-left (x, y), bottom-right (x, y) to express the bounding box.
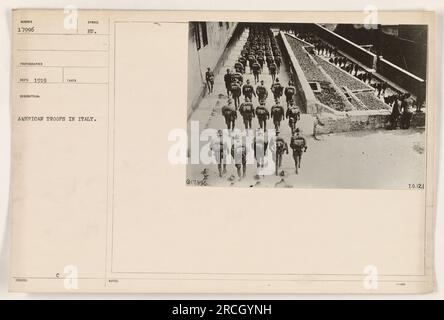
top-left (204, 26), bottom-right (308, 181)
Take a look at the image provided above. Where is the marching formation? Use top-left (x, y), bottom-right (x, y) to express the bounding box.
top-left (205, 26), bottom-right (308, 181)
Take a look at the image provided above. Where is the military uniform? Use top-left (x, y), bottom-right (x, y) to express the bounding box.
top-left (270, 103), bottom-right (285, 130)
top-left (221, 103), bottom-right (237, 130)
top-left (255, 104), bottom-right (270, 130)
top-left (239, 101), bottom-right (255, 130)
top-left (256, 84), bottom-right (268, 103)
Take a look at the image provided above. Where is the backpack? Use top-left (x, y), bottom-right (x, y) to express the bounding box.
top-left (272, 84), bottom-right (283, 95)
top-left (243, 85), bottom-right (252, 94)
top-left (257, 86), bottom-right (266, 95)
top-left (291, 136), bottom-right (305, 150)
top-left (285, 87), bottom-right (295, 97)
top-left (288, 106), bottom-right (300, 117)
top-left (256, 107), bottom-right (267, 117)
top-left (222, 106), bottom-right (235, 118)
top-left (241, 103), bottom-right (253, 116)
top-left (271, 106), bottom-right (283, 117)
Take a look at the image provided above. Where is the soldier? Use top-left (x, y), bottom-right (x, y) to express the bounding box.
top-left (284, 81), bottom-right (296, 108)
top-left (255, 101), bottom-right (270, 130)
top-left (290, 128), bottom-right (307, 175)
top-left (268, 61), bottom-right (277, 82)
top-left (239, 97), bottom-right (255, 130)
top-left (242, 79), bottom-right (256, 101)
top-left (221, 99), bottom-right (237, 130)
top-left (270, 99), bottom-right (285, 130)
top-left (230, 80), bottom-right (242, 109)
top-left (286, 101), bottom-right (301, 134)
top-left (210, 129), bottom-right (228, 177)
top-left (252, 129), bottom-right (268, 169)
top-left (257, 54), bottom-right (265, 71)
top-left (205, 67), bottom-right (215, 94)
top-left (251, 60), bottom-right (261, 84)
top-left (270, 78), bottom-right (284, 100)
top-left (270, 130), bottom-right (288, 176)
top-left (256, 80), bottom-right (268, 103)
top-left (224, 69), bottom-right (232, 97)
top-left (231, 134), bottom-right (247, 180)
top-left (274, 54), bottom-right (282, 73)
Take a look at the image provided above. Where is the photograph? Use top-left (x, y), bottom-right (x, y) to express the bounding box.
top-left (187, 22), bottom-right (427, 189)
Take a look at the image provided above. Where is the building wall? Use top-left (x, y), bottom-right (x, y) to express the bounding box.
top-left (187, 22), bottom-right (238, 115)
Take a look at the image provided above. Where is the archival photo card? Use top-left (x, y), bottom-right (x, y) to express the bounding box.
top-left (9, 10), bottom-right (435, 294)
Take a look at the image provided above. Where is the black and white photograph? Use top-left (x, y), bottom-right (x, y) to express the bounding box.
top-left (186, 22), bottom-right (428, 189)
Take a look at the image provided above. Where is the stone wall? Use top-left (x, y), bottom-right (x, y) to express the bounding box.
top-left (316, 110), bottom-right (425, 134)
top-left (278, 31), bottom-right (318, 114)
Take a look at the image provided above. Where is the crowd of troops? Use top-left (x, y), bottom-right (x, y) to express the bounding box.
top-left (209, 127), bottom-right (307, 181)
top-left (205, 26), bottom-right (308, 181)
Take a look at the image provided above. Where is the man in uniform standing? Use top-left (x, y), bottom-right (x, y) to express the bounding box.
top-left (230, 80), bottom-right (242, 110)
